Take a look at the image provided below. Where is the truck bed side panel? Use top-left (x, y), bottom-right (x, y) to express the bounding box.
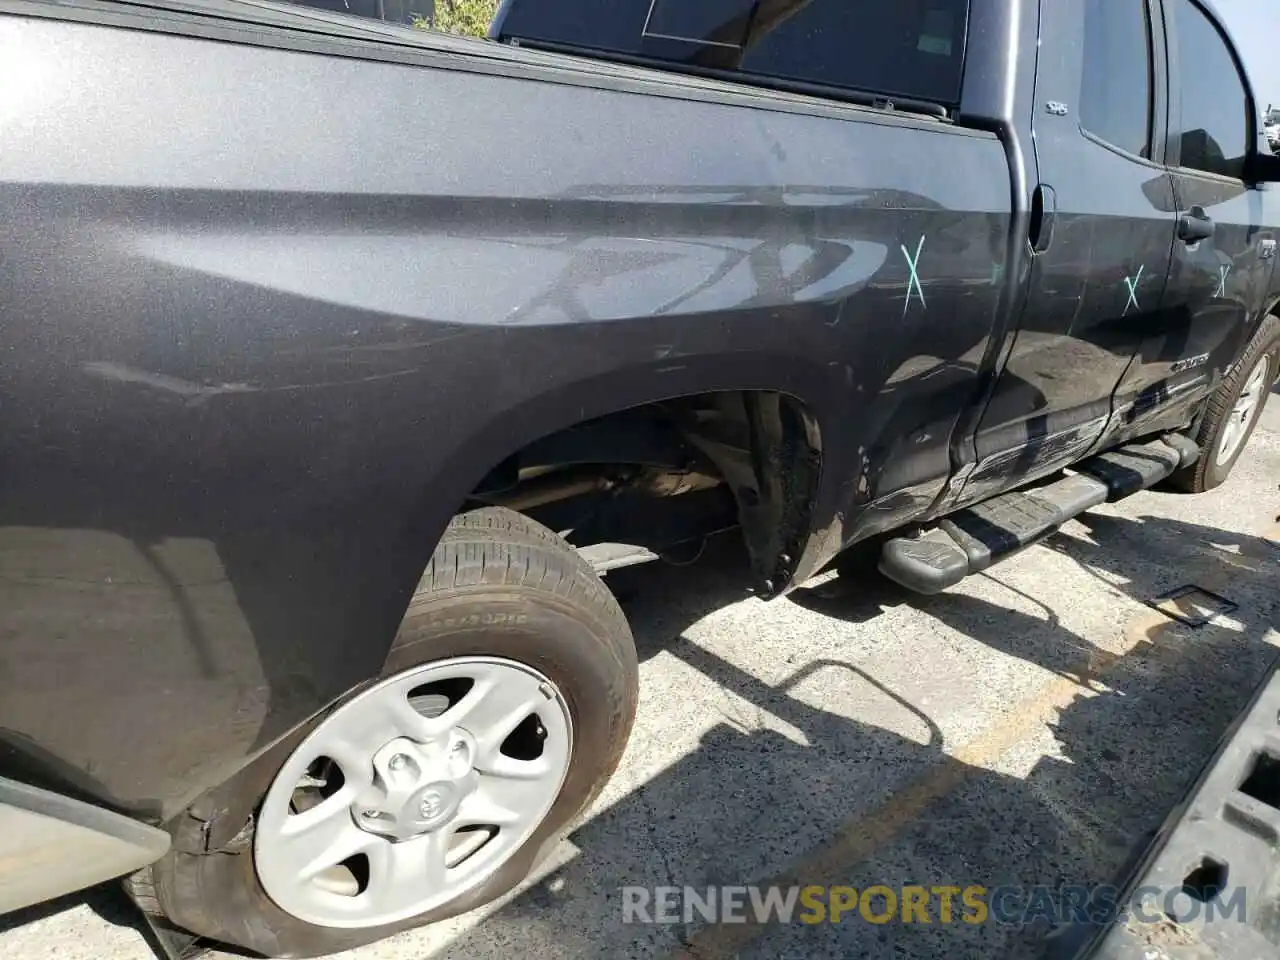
top-left (0, 13), bottom-right (1011, 814)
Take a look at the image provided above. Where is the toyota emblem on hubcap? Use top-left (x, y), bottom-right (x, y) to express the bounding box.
top-left (419, 791), bottom-right (445, 819)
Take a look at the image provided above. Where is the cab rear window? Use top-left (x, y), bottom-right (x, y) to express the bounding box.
top-left (496, 0), bottom-right (972, 108)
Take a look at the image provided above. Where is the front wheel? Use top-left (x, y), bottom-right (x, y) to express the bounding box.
top-left (1170, 315), bottom-right (1279, 493)
top-left (133, 507), bottom-right (638, 957)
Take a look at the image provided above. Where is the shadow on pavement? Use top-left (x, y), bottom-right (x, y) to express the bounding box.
top-left (0, 881), bottom-right (157, 947)
top-left (431, 508), bottom-right (1279, 960)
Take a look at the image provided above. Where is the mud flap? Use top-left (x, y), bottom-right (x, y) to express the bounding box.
top-left (1047, 664), bottom-right (1280, 959)
top-left (0, 778), bottom-right (170, 916)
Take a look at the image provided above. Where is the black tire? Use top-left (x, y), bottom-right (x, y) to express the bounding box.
top-left (131, 507), bottom-right (638, 958)
top-left (1169, 314), bottom-right (1280, 493)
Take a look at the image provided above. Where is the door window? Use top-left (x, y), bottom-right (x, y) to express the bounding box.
top-left (1080, 0), bottom-right (1153, 158)
top-left (1170, 0), bottom-right (1251, 179)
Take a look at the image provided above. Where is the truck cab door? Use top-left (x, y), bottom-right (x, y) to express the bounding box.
top-left (1107, 0), bottom-right (1276, 444)
top-left (962, 0), bottom-right (1178, 503)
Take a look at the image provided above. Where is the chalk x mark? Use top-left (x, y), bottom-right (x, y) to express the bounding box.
top-left (1123, 265), bottom-right (1145, 316)
top-left (902, 236), bottom-right (926, 316)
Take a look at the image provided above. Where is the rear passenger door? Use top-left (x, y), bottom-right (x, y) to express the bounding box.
top-left (963, 0), bottom-right (1179, 501)
top-left (1109, 0), bottom-right (1275, 441)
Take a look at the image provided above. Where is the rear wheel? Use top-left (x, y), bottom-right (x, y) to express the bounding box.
top-left (133, 507), bottom-right (638, 957)
top-left (254, 655), bottom-right (575, 929)
top-left (1170, 315), bottom-right (1279, 493)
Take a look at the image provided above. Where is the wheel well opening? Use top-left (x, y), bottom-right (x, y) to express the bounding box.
top-left (464, 391), bottom-right (821, 589)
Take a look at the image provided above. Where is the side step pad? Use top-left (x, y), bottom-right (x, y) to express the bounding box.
top-left (879, 438), bottom-right (1197, 594)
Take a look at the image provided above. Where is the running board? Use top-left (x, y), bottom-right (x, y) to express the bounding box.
top-left (879, 438), bottom-right (1199, 594)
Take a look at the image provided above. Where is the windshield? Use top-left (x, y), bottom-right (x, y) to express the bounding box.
top-left (496, 0), bottom-right (972, 108)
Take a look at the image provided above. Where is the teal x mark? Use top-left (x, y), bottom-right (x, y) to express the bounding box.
top-left (1216, 264), bottom-right (1231, 298)
top-left (1123, 265), bottom-right (1145, 316)
top-left (901, 236), bottom-right (927, 316)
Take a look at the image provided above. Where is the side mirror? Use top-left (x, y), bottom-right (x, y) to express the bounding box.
top-left (1246, 150), bottom-right (1280, 184)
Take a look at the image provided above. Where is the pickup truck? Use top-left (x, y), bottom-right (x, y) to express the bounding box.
top-left (1, 0), bottom-right (1278, 955)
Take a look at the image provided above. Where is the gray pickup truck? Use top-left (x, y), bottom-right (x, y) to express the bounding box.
top-left (1, 0), bottom-right (1278, 955)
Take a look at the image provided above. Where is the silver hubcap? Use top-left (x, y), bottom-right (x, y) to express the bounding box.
top-left (1217, 353), bottom-right (1272, 465)
top-left (254, 657), bottom-right (573, 928)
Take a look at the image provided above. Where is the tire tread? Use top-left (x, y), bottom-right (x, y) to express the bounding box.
top-left (1170, 314), bottom-right (1280, 493)
top-left (138, 507), bottom-right (638, 958)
